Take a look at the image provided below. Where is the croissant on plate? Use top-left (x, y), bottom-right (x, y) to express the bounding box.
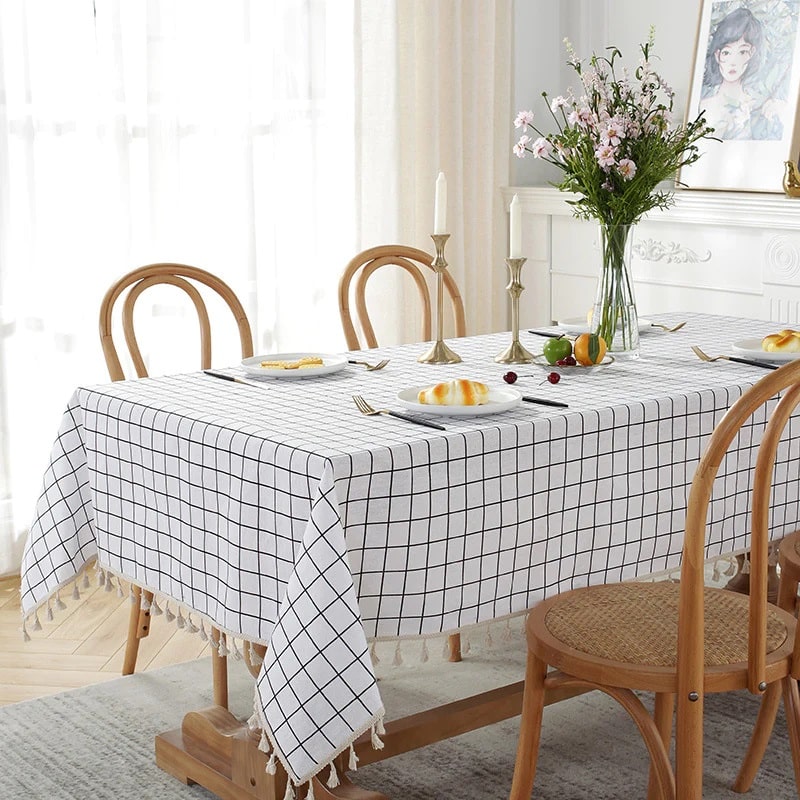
top-left (417, 379), bottom-right (490, 406)
top-left (761, 329), bottom-right (800, 353)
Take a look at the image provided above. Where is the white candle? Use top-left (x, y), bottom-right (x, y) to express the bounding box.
top-left (434, 172), bottom-right (447, 234)
top-left (509, 193), bottom-right (522, 258)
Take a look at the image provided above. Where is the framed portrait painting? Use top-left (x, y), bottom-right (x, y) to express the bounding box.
top-left (679, 0), bottom-right (800, 192)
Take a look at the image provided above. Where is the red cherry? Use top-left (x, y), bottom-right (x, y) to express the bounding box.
top-left (503, 371), bottom-right (518, 384)
top-left (555, 358), bottom-right (568, 366)
top-left (547, 372), bottom-right (560, 384)
top-left (564, 356), bottom-right (577, 366)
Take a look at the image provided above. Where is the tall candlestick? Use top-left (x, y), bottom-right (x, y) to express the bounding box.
top-left (509, 193), bottom-right (521, 258)
top-left (434, 172), bottom-right (447, 234)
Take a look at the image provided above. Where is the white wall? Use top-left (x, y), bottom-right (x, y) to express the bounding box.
top-left (511, 0), bottom-right (703, 186)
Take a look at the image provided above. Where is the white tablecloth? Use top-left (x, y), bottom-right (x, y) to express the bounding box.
top-left (20, 313), bottom-right (800, 785)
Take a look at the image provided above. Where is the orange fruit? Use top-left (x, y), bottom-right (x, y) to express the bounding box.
top-left (573, 333), bottom-right (607, 366)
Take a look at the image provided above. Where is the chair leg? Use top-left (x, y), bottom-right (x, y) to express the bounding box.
top-left (509, 652), bottom-right (548, 800)
top-left (732, 681), bottom-right (782, 793)
top-left (782, 676), bottom-right (800, 796)
top-left (647, 693), bottom-right (675, 800)
top-left (448, 633), bottom-right (462, 662)
top-left (211, 627), bottom-right (229, 710)
top-left (777, 569), bottom-right (800, 613)
top-left (122, 586), bottom-right (153, 675)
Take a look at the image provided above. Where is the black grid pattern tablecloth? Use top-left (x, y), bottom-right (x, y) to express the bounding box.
top-left (19, 313), bottom-right (800, 784)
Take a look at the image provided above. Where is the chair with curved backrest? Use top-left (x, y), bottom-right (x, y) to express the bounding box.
top-left (338, 245), bottom-right (466, 350)
top-left (99, 263), bottom-right (255, 707)
top-left (508, 360), bottom-right (800, 800)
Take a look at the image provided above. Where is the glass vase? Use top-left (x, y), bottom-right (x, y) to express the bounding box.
top-left (591, 223), bottom-right (640, 359)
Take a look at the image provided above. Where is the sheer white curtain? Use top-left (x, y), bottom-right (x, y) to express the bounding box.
top-left (356, 0), bottom-right (513, 346)
top-left (0, 0), bottom-right (513, 576)
top-left (0, 0), bottom-right (357, 576)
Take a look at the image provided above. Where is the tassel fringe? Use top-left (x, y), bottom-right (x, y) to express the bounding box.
top-left (327, 763), bottom-right (340, 788)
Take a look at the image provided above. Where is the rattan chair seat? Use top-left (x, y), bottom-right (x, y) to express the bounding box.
top-left (543, 582), bottom-right (788, 668)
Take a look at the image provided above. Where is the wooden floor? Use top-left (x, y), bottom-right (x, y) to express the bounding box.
top-left (0, 573), bottom-right (209, 706)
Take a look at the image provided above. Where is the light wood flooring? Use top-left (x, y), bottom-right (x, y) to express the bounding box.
top-left (0, 573), bottom-right (209, 706)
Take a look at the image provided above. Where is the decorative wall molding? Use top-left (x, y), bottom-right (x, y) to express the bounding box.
top-left (632, 238), bottom-right (711, 264)
top-left (504, 186), bottom-right (800, 231)
top-left (503, 184), bottom-right (800, 326)
top-left (765, 235), bottom-right (800, 280)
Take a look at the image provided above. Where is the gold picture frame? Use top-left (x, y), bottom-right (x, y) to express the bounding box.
top-left (679, 0), bottom-right (800, 192)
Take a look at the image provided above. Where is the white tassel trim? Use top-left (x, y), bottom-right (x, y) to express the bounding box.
top-left (282, 779), bottom-right (295, 800)
top-left (266, 752), bottom-right (278, 775)
top-left (258, 730), bottom-right (271, 754)
top-left (348, 743), bottom-right (358, 771)
top-left (370, 724), bottom-right (384, 750)
top-left (306, 779), bottom-right (315, 799)
top-left (392, 642), bottom-right (403, 666)
top-left (326, 762), bottom-right (340, 789)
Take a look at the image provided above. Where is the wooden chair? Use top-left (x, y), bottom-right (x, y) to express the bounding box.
top-left (338, 244), bottom-right (466, 350)
top-left (99, 263), bottom-right (254, 707)
top-left (508, 360), bottom-right (800, 800)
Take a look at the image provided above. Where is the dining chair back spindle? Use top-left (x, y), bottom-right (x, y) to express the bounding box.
top-left (98, 263), bottom-right (255, 707)
top-left (338, 244), bottom-right (466, 350)
top-left (509, 360), bottom-right (800, 800)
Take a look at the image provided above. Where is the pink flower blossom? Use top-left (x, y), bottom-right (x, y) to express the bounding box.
top-left (514, 110), bottom-right (534, 129)
top-left (595, 144), bottom-right (616, 168)
top-left (617, 158), bottom-right (637, 180)
top-left (550, 96), bottom-right (569, 112)
top-left (602, 119), bottom-right (625, 146)
top-left (531, 137), bottom-right (553, 158)
top-left (513, 134), bottom-right (531, 158)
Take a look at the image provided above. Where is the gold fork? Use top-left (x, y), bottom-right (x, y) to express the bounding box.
top-left (352, 395), bottom-right (445, 430)
top-left (347, 358), bottom-right (390, 371)
top-left (650, 321), bottom-right (687, 332)
top-left (691, 345), bottom-right (778, 370)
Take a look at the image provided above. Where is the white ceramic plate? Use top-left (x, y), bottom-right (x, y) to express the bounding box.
top-left (557, 316), bottom-right (653, 335)
top-left (397, 385), bottom-right (522, 416)
top-left (731, 339), bottom-right (800, 363)
top-left (241, 352), bottom-right (347, 379)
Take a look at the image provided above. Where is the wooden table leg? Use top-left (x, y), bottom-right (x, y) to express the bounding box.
top-left (155, 681), bottom-right (587, 799)
top-left (155, 707), bottom-right (387, 799)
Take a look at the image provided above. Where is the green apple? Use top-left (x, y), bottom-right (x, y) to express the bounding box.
top-left (542, 336), bottom-right (572, 365)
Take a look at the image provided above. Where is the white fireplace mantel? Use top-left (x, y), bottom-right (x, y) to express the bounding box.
top-left (502, 186), bottom-right (800, 328)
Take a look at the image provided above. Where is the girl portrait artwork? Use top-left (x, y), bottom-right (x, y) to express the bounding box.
top-left (682, 0), bottom-right (800, 190)
top-left (700, 5), bottom-right (794, 140)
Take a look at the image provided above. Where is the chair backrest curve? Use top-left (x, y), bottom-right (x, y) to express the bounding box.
top-left (676, 359), bottom-right (800, 780)
top-left (338, 244), bottom-right (466, 350)
top-left (99, 263), bottom-right (254, 381)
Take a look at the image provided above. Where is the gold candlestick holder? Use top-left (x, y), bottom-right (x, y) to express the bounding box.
top-left (495, 257), bottom-right (534, 364)
top-left (418, 233), bottom-right (462, 364)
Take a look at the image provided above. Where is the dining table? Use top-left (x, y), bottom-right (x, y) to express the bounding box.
top-left (19, 311), bottom-right (800, 799)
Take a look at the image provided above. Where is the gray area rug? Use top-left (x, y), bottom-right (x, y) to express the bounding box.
top-left (0, 637), bottom-right (796, 799)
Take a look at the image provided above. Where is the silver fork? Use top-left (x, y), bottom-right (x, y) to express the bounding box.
top-left (691, 345), bottom-right (778, 370)
top-left (650, 321), bottom-right (687, 332)
top-left (352, 395), bottom-right (446, 430)
top-left (348, 358), bottom-right (390, 371)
